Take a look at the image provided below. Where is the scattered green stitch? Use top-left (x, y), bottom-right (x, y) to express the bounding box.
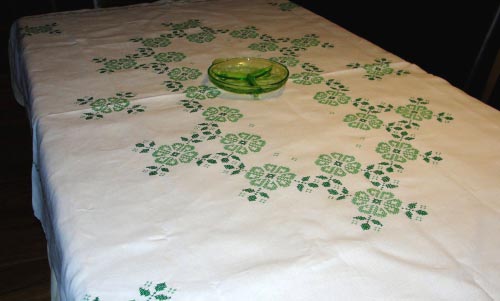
top-left (352, 215), bottom-right (383, 231)
top-left (21, 23), bottom-right (61, 36)
top-left (404, 203), bottom-right (428, 221)
top-left (268, 1), bottom-right (298, 11)
top-left (197, 152), bottom-right (245, 175)
top-left (83, 281), bottom-right (176, 301)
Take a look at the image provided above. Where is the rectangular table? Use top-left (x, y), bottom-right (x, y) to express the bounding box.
top-left (9, 0), bottom-right (500, 300)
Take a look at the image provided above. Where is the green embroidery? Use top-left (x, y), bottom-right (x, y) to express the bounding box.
top-left (93, 47), bottom-right (183, 75)
top-left (352, 188), bottom-right (402, 218)
top-left (83, 281), bottom-right (176, 301)
top-left (167, 67), bottom-right (202, 81)
top-left (315, 153), bottom-right (361, 176)
top-left (248, 41), bottom-right (279, 52)
top-left (289, 72), bottom-right (324, 85)
top-left (153, 143), bottom-right (198, 165)
top-left (154, 52), bottom-right (186, 63)
top-left (295, 175), bottom-right (350, 200)
top-left (166, 19), bottom-right (201, 30)
top-left (77, 92), bottom-right (144, 120)
top-left (197, 152), bottom-right (246, 175)
top-left (268, 1), bottom-right (298, 11)
top-left (314, 79), bottom-right (351, 106)
top-left (344, 113), bottom-right (383, 130)
top-left (202, 106), bottom-right (243, 123)
top-left (396, 104), bottom-right (432, 121)
top-left (363, 162), bottom-right (401, 189)
top-left (230, 26), bottom-right (259, 39)
top-left (186, 31), bottom-right (216, 43)
top-left (184, 85), bottom-right (221, 100)
top-left (130, 35), bottom-right (171, 47)
top-left (21, 23), bottom-right (61, 36)
top-left (269, 56), bottom-right (299, 67)
top-left (404, 202), bottom-right (428, 221)
top-left (220, 133), bottom-right (266, 154)
top-left (376, 140), bottom-right (419, 163)
top-left (347, 58), bottom-right (410, 80)
top-left (352, 215), bottom-right (384, 231)
top-left (291, 34), bottom-right (320, 48)
top-left (245, 164), bottom-right (296, 191)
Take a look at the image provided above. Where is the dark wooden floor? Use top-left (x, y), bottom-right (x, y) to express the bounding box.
top-left (0, 67), bottom-right (51, 299)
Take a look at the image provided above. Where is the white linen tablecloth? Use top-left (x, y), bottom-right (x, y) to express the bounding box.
top-left (9, 0), bottom-right (500, 300)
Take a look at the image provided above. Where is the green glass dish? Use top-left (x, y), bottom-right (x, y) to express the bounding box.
top-left (207, 57), bottom-right (289, 95)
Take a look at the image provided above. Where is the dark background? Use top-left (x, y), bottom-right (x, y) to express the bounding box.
top-left (1, 1), bottom-right (499, 110)
top-left (293, 1), bottom-right (500, 110)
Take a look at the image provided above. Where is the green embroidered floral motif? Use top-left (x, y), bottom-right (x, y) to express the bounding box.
top-left (376, 140), bottom-right (419, 163)
top-left (100, 58), bottom-right (137, 73)
top-left (152, 143), bottom-right (198, 166)
top-left (186, 31), bottom-right (216, 43)
top-left (347, 58), bottom-right (410, 80)
top-left (167, 67), bottom-right (202, 81)
top-left (184, 85), bottom-right (221, 100)
top-left (290, 72), bottom-right (324, 85)
top-left (248, 42), bottom-right (279, 52)
top-left (245, 164), bottom-right (296, 190)
top-left (396, 104), bottom-right (433, 121)
top-left (83, 281), bottom-right (176, 301)
top-left (77, 92), bottom-right (144, 120)
top-left (314, 79), bottom-right (351, 106)
top-left (291, 34), bottom-right (320, 48)
top-left (21, 23), bottom-right (61, 36)
top-left (344, 113), bottom-right (383, 130)
top-left (352, 188), bottom-right (402, 218)
top-left (130, 35), bottom-right (171, 48)
top-left (202, 106), bottom-right (243, 122)
top-left (315, 153), bottom-right (361, 176)
top-left (154, 52), bottom-right (186, 63)
top-left (90, 97), bottom-right (129, 113)
top-left (230, 26), bottom-right (259, 39)
top-left (220, 132), bottom-right (266, 154)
